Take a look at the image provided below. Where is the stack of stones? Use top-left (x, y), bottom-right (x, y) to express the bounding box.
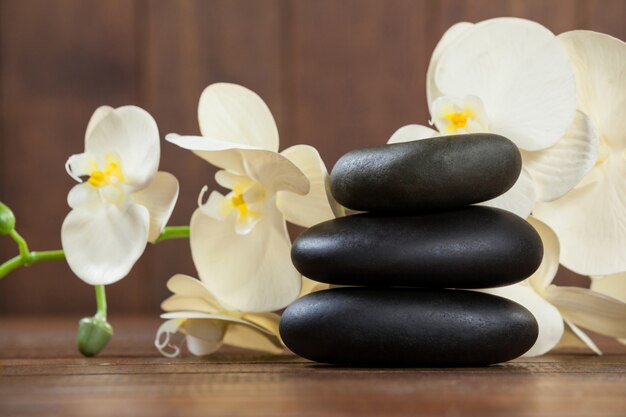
top-left (280, 134), bottom-right (544, 366)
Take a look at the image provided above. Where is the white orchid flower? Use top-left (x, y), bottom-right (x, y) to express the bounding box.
top-left (533, 31), bottom-right (626, 276)
top-left (166, 83), bottom-right (342, 313)
top-left (155, 275), bottom-right (284, 357)
top-left (480, 217), bottom-right (626, 356)
top-left (62, 106), bottom-right (179, 285)
top-left (389, 17), bottom-right (598, 218)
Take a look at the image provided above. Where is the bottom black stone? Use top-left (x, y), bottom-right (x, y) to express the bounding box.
top-left (280, 287), bottom-right (538, 366)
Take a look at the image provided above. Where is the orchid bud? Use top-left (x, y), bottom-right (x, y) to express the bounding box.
top-left (76, 316), bottom-right (113, 357)
top-left (0, 202), bottom-right (16, 235)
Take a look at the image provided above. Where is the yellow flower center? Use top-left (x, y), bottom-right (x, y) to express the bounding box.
top-left (230, 192), bottom-right (249, 217)
top-left (87, 154), bottom-right (126, 187)
top-left (442, 109), bottom-right (473, 132)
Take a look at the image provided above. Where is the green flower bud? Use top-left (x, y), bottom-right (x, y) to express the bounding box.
top-left (76, 316), bottom-right (113, 357)
top-left (0, 202), bottom-right (16, 235)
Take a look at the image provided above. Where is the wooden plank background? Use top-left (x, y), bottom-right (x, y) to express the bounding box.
top-left (0, 0), bottom-right (624, 315)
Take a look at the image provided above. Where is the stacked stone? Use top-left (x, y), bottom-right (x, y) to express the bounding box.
top-left (280, 134), bottom-right (544, 366)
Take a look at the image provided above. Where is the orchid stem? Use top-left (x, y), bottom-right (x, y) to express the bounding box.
top-left (94, 285), bottom-right (107, 320)
top-left (154, 226), bottom-right (190, 243)
top-left (0, 225), bottom-right (189, 280)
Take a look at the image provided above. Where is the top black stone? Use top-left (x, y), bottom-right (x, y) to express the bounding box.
top-left (330, 133), bottom-right (522, 211)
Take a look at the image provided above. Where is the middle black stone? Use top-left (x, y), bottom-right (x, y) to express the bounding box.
top-left (291, 206), bottom-right (543, 289)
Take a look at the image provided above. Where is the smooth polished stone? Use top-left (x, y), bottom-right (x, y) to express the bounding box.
top-left (291, 206), bottom-right (542, 288)
top-left (330, 134), bottom-right (521, 211)
top-left (280, 287), bottom-right (538, 366)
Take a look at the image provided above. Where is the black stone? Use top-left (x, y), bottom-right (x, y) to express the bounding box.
top-left (291, 206), bottom-right (543, 289)
top-left (330, 133), bottom-right (522, 211)
top-left (280, 287), bottom-right (538, 366)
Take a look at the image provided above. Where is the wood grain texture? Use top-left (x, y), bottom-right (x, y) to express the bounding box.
top-left (1, 316), bottom-right (625, 417)
top-left (0, 0), bottom-right (625, 315)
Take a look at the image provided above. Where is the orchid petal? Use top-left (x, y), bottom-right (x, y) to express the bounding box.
top-left (161, 295), bottom-right (217, 314)
top-left (591, 273), bottom-right (626, 304)
top-left (86, 106), bottom-right (160, 189)
top-left (426, 22), bottom-right (474, 112)
top-left (85, 106), bottom-right (114, 141)
top-left (479, 283), bottom-right (563, 357)
top-left (166, 134), bottom-right (309, 195)
top-left (198, 83), bottom-right (279, 152)
top-left (155, 319), bottom-right (185, 358)
top-left (242, 312), bottom-right (282, 335)
top-left (222, 322), bottom-right (284, 354)
top-left (162, 312), bottom-right (279, 337)
top-left (534, 154), bottom-right (626, 275)
top-left (527, 217), bottom-right (559, 292)
top-left (555, 318), bottom-right (602, 355)
top-left (67, 183), bottom-right (101, 210)
top-left (165, 274), bottom-right (222, 309)
top-left (190, 207), bottom-right (301, 312)
top-left (131, 172), bottom-right (179, 242)
top-left (183, 318), bottom-right (226, 356)
top-left (478, 168), bottom-right (535, 218)
top-left (522, 111), bottom-right (599, 202)
top-left (558, 31), bottom-right (626, 150)
top-left (61, 203), bottom-right (149, 285)
top-left (545, 285), bottom-right (626, 339)
top-left (387, 124), bottom-right (439, 144)
top-left (299, 277), bottom-right (331, 297)
top-left (435, 18), bottom-right (576, 151)
top-left (276, 145), bottom-right (342, 227)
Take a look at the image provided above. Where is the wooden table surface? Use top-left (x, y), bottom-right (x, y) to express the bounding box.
top-left (1, 316), bottom-right (625, 417)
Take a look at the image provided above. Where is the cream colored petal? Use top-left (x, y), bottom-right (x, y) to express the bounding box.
top-left (155, 319), bottom-right (185, 358)
top-left (67, 183), bottom-right (101, 210)
top-left (478, 168), bottom-right (535, 218)
top-left (198, 83), bottom-right (279, 152)
top-left (533, 154), bottom-right (626, 275)
top-left (558, 31), bottom-right (626, 150)
top-left (591, 273), bottom-right (626, 304)
top-left (131, 171), bottom-right (179, 242)
top-left (522, 111), bottom-right (599, 202)
top-left (85, 106), bottom-right (114, 141)
top-left (555, 318), bottom-right (602, 355)
top-left (165, 274), bottom-right (222, 309)
top-left (61, 203), bottom-right (149, 285)
top-left (436, 18), bottom-right (576, 151)
top-left (545, 285), bottom-right (626, 338)
top-left (65, 152), bottom-right (97, 182)
top-left (241, 312), bottom-right (282, 335)
top-left (276, 145), bottom-right (343, 227)
top-left (222, 322), bottom-right (284, 354)
top-left (86, 106), bottom-right (160, 189)
top-left (215, 170), bottom-right (253, 190)
top-left (199, 190), bottom-right (233, 221)
top-left (527, 217), bottom-right (559, 292)
top-left (479, 283), bottom-right (564, 357)
top-left (242, 150), bottom-right (310, 195)
top-left (426, 22), bottom-right (474, 112)
top-left (299, 277), bottom-right (330, 297)
top-left (166, 133), bottom-right (256, 175)
top-left (183, 319), bottom-right (226, 356)
top-left (161, 295), bottom-right (217, 314)
top-left (387, 124), bottom-right (439, 144)
top-left (166, 134), bottom-right (309, 195)
top-left (190, 207), bottom-right (301, 312)
top-left (162, 312), bottom-right (278, 336)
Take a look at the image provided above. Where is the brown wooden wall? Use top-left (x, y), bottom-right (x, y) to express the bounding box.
top-left (1, 0), bottom-right (624, 315)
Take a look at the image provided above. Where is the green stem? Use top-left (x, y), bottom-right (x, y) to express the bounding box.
top-left (154, 225), bottom-right (190, 243)
top-left (0, 226), bottom-right (189, 280)
top-left (9, 229), bottom-right (30, 258)
top-left (94, 285), bottom-right (107, 320)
